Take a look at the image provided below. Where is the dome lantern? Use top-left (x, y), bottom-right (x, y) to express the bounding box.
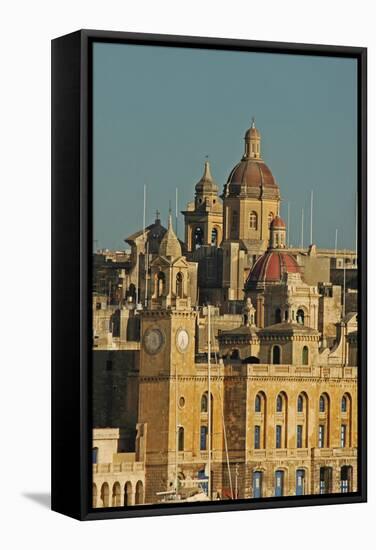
top-left (269, 215), bottom-right (287, 249)
top-left (243, 117), bottom-right (261, 160)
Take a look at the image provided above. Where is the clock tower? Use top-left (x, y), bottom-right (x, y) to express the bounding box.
top-left (137, 214), bottom-right (198, 503)
top-left (138, 308), bottom-right (197, 503)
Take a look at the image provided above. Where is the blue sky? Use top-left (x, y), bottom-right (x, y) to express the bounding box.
top-left (93, 42), bottom-right (357, 251)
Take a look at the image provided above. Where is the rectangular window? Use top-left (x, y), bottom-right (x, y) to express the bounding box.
top-left (275, 471), bottom-right (284, 497)
top-left (254, 425), bottom-right (260, 449)
top-left (341, 424), bottom-right (347, 448)
top-left (296, 469), bottom-right (305, 496)
top-left (253, 472), bottom-right (262, 498)
top-left (297, 425), bottom-right (303, 448)
top-left (318, 425), bottom-right (325, 448)
top-left (276, 425), bottom-right (282, 449)
top-left (200, 425), bottom-right (208, 451)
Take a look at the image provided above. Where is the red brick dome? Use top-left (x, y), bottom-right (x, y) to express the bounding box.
top-left (245, 251), bottom-right (300, 288)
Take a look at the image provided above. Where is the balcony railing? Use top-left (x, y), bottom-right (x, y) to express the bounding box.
top-left (93, 461), bottom-right (145, 474)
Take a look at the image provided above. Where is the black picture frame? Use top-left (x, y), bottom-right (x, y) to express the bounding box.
top-left (51, 29), bottom-right (367, 521)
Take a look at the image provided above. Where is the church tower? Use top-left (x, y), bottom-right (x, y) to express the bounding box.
top-left (182, 161), bottom-right (223, 252)
top-left (149, 213), bottom-right (197, 310)
top-left (138, 213), bottom-right (197, 502)
top-left (222, 119), bottom-right (281, 251)
top-left (221, 120), bottom-right (281, 307)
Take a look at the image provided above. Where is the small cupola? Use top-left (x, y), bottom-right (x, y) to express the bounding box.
top-left (269, 215), bottom-right (286, 249)
top-left (243, 118), bottom-right (261, 160)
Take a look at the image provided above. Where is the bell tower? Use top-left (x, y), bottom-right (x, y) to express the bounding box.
top-left (150, 213), bottom-right (197, 310)
top-left (182, 161), bottom-right (223, 252)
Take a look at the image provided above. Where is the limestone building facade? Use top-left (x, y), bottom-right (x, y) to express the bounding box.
top-left (92, 120), bottom-right (358, 507)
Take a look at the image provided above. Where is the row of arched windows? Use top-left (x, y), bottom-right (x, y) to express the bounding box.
top-left (271, 345), bottom-right (309, 365)
top-left (177, 392), bottom-right (213, 452)
top-left (253, 391), bottom-right (352, 449)
top-left (274, 308), bottom-right (305, 325)
top-left (92, 480), bottom-right (144, 508)
top-left (154, 271), bottom-right (184, 298)
top-left (193, 226), bottom-right (219, 248)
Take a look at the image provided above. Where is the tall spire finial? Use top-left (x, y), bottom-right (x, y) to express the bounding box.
top-left (155, 209), bottom-right (160, 221)
top-left (168, 203), bottom-right (173, 229)
top-left (251, 116), bottom-right (255, 129)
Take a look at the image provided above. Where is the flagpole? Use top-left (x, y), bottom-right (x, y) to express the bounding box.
top-left (301, 208), bottom-right (304, 249)
top-left (310, 190), bottom-right (313, 245)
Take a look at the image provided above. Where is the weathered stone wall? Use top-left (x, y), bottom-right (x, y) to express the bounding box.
top-left (92, 350), bottom-right (139, 441)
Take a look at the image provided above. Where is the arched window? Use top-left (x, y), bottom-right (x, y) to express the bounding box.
top-left (211, 227), bottom-right (218, 246)
top-left (112, 482), bottom-right (121, 507)
top-left (194, 227), bottom-right (204, 249)
top-left (297, 395), bottom-right (304, 413)
top-left (296, 309), bottom-right (305, 325)
top-left (101, 482), bottom-right (109, 508)
top-left (296, 393), bottom-right (308, 448)
top-left (318, 393), bottom-right (330, 448)
top-left (272, 345), bottom-right (281, 364)
top-left (176, 272), bottom-right (184, 298)
top-left (319, 395), bottom-right (326, 413)
top-left (92, 483), bottom-right (97, 508)
top-left (275, 308), bottom-right (282, 324)
top-left (157, 272), bottom-right (165, 297)
top-left (341, 393), bottom-right (352, 447)
top-left (268, 212), bottom-right (274, 228)
top-left (124, 481), bottom-right (132, 506)
top-left (302, 346), bottom-right (309, 365)
top-left (230, 348), bottom-right (240, 360)
top-left (341, 395), bottom-right (348, 412)
top-left (249, 211), bottom-right (258, 230)
top-left (135, 480), bottom-right (144, 504)
top-left (276, 394), bottom-right (283, 412)
top-left (201, 392), bottom-right (208, 412)
top-left (178, 426), bottom-right (184, 451)
top-left (255, 394), bottom-right (261, 412)
top-left (254, 392), bottom-right (266, 449)
top-left (92, 447), bottom-right (98, 464)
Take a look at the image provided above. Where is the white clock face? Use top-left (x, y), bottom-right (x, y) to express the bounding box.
top-left (143, 328), bottom-right (164, 355)
top-left (176, 328), bottom-right (189, 352)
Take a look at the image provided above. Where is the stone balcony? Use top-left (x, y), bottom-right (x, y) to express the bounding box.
top-left (93, 461), bottom-right (145, 474)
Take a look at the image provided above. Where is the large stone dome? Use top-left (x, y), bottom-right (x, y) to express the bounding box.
top-left (245, 250), bottom-right (300, 289)
top-left (226, 159), bottom-right (279, 197)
